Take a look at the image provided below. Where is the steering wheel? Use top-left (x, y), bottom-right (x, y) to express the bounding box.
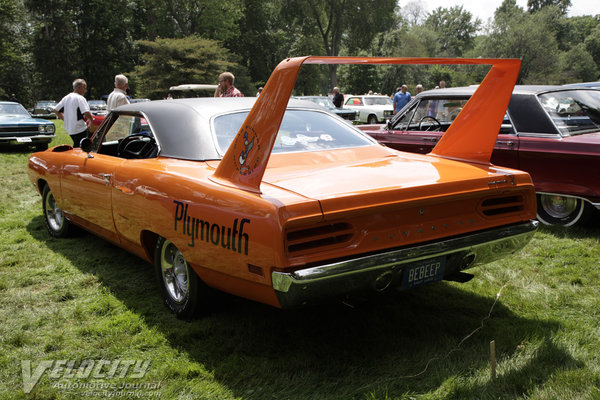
top-left (117, 133), bottom-right (157, 159)
top-left (418, 115), bottom-right (442, 131)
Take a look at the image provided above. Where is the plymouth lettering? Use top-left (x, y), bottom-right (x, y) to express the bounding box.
top-left (173, 200), bottom-right (250, 255)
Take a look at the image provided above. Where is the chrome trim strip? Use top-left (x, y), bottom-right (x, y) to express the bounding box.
top-left (0, 134), bottom-right (55, 141)
top-left (272, 220), bottom-right (538, 308)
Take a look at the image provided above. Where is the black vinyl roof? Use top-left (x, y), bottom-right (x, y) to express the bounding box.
top-left (110, 97), bottom-right (323, 161)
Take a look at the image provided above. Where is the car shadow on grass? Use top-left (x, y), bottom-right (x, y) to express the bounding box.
top-left (27, 215), bottom-right (582, 400)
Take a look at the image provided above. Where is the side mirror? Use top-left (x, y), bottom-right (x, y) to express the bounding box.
top-left (80, 137), bottom-right (93, 156)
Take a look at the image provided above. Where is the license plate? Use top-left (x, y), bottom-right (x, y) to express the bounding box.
top-left (401, 256), bottom-right (446, 290)
top-left (16, 137), bottom-right (32, 143)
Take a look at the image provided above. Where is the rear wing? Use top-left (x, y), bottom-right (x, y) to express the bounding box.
top-left (211, 56), bottom-right (521, 193)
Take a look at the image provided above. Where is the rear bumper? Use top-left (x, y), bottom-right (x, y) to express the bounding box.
top-left (272, 220), bottom-right (538, 308)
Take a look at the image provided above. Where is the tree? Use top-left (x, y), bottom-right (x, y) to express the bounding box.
top-left (559, 44), bottom-right (598, 83)
top-left (130, 36), bottom-right (250, 99)
top-left (480, 5), bottom-right (563, 83)
top-left (585, 25), bottom-right (600, 74)
top-left (163, 0), bottom-right (243, 40)
top-left (527, 0), bottom-right (571, 15)
top-left (425, 6), bottom-right (481, 56)
top-left (226, 0), bottom-right (291, 87)
top-left (25, 0), bottom-right (136, 100)
top-left (283, 0), bottom-right (396, 87)
top-left (0, 0), bottom-right (30, 102)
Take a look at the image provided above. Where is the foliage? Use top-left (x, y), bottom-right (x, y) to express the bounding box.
top-left (425, 6), bottom-right (481, 56)
top-left (527, 0), bottom-right (571, 15)
top-left (130, 37), bottom-right (251, 99)
top-left (2, 0), bottom-right (600, 106)
top-left (0, 0), bottom-right (30, 102)
top-left (282, 0), bottom-right (396, 87)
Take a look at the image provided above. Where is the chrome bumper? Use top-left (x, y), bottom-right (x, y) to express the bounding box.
top-left (272, 220), bottom-right (538, 308)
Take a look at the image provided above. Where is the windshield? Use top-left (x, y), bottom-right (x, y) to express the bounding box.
top-left (364, 97), bottom-right (392, 106)
top-left (305, 97), bottom-right (334, 109)
top-left (394, 98), bottom-right (469, 130)
top-left (0, 103), bottom-right (30, 116)
top-left (35, 102), bottom-right (55, 108)
top-left (539, 90), bottom-right (600, 136)
top-left (214, 109), bottom-right (373, 154)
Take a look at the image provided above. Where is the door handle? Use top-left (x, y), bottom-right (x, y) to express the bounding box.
top-left (496, 141), bottom-right (515, 147)
top-left (423, 137), bottom-right (438, 142)
top-left (100, 173), bottom-right (111, 185)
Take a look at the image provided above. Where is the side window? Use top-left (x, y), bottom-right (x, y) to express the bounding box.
top-left (96, 114), bottom-right (157, 159)
top-left (394, 102), bottom-right (418, 131)
top-left (500, 112), bottom-right (515, 135)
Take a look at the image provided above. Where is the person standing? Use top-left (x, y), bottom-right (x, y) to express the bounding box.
top-left (107, 74), bottom-right (130, 111)
top-left (53, 79), bottom-right (94, 148)
top-left (8, 93), bottom-right (18, 103)
top-left (393, 85), bottom-right (411, 114)
top-left (215, 72), bottom-right (243, 97)
top-left (332, 87), bottom-right (344, 108)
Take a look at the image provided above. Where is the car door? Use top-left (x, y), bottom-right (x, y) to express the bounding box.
top-left (379, 98), bottom-right (447, 154)
top-left (59, 150), bottom-right (123, 244)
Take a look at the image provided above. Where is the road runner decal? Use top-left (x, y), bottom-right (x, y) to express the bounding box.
top-left (173, 200), bottom-right (250, 254)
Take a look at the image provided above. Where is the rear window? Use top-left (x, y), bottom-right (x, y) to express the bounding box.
top-left (213, 109), bottom-right (373, 154)
top-left (539, 90), bottom-right (600, 136)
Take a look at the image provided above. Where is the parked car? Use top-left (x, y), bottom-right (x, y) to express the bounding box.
top-left (563, 82), bottom-right (600, 89)
top-left (28, 56), bottom-right (537, 318)
top-left (344, 94), bottom-right (394, 124)
top-left (30, 100), bottom-right (57, 119)
top-left (0, 101), bottom-right (55, 150)
top-left (169, 84), bottom-right (218, 98)
top-left (358, 85), bottom-right (600, 226)
top-left (88, 99), bottom-right (108, 116)
top-left (293, 96), bottom-right (357, 122)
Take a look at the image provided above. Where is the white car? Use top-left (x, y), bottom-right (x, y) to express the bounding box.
top-left (344, 95), bottom-right (394, 124)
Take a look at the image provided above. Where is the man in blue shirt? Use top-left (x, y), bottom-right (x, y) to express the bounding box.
top-left (393, 85), bottom-right (411, 114)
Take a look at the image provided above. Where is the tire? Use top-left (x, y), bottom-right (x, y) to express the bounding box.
top-left (42, 184), bottom-right (72, 237)
top-left (154, 237), bottom-right (204, 319)
top-left (367, 114), bottom-right (378, 124)
top-left (536, 194), bottom-right (590, 226)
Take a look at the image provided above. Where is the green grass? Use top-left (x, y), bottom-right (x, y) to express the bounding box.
top-left (1, 121), bottom-right (599, 399)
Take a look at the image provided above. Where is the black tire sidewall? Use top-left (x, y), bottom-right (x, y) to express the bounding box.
top-left (154, 236), bottom-right (201, 319)
top-left (42, 184), bottom-right (71, 238)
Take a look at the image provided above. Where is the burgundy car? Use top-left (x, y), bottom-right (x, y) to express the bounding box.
top-left (359, 86), bottom-right (600, 226)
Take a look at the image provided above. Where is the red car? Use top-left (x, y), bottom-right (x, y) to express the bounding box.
top-left (360, 85), bottom-right (600, 226)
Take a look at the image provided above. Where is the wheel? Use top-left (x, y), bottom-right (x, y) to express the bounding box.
top-left (42, 184), bottom-right (72, 237)
top-left (154, 237), bottom-right (204, 319)
top-left (367, 114), bottom-right (378, 124)
top-left (418, 115), bottom-right (442, 131)
top-left (536, 194), bottom-right (590, 226)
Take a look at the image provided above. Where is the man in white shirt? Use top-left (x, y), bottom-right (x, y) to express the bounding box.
top-left (107, 74), bottom-right (130, 111)
top-left (53, 79), bottom-right (93, 148)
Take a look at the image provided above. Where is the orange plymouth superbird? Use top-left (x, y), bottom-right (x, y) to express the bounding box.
top-left (29, 57), bottom-right (538, 318)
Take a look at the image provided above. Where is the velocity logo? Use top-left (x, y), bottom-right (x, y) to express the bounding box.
top-left (21, 359), bottom-right (150, 393)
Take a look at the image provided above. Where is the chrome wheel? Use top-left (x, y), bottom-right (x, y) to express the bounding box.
top-left (154, 236), bottom-right (204, 319)
top-left (159, 240), bottom-right (190, 303)
top-left (537, 194), bottom-right (587, 226)
top-left (42, 185), bottom-right (72, 237)
top-left (45, 191), bottom-right (64, 232)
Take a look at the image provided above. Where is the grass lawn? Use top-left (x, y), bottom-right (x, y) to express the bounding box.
top-left (1, 120), bottom-right (599, 399)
